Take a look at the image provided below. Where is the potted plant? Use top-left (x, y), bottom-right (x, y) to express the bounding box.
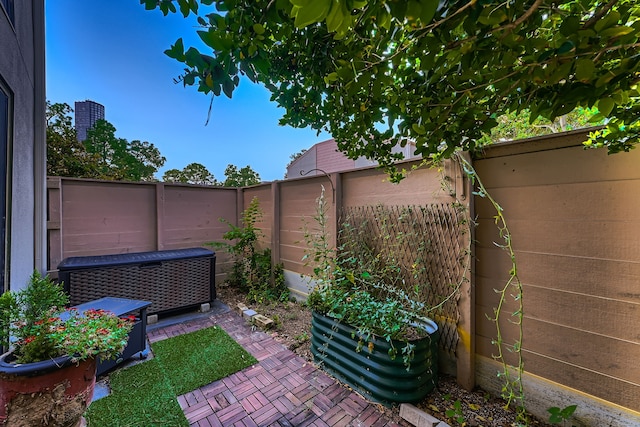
top-left (303, 188), bottom-right (440, 405)
top-left (0, 271), bottom-right (133, 427)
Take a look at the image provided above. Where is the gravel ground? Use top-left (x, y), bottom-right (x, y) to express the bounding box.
top-left (216, 283), bottom-right (553, 427)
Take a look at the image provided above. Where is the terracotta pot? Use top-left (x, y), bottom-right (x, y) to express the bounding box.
top-left (0, 352), bottom-right (97, 427)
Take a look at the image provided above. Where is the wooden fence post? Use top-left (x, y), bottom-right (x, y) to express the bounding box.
top-left (155, 182), bottom-right (165, 251)
top-left (455, 153), bottom-right (475, 391)
top-left (46, 177), bottom-right (63, 277)
top-left (271, 181), bottom-right (281, 266)
top-left (332, 173), bottom-right (343, 250)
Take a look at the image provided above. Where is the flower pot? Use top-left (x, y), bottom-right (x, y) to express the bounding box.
top-left (311, 311), bottom-right (439, 405)
top-left (0, 352), bottom-right (97, 427)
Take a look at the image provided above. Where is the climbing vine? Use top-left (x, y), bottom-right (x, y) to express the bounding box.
top-left (454, 153), bottom-right (527, 424)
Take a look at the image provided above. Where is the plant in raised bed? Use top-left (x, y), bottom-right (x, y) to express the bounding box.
top-left (303, 188), bottom-right (441, 404)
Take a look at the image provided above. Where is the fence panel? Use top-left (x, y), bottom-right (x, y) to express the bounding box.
top-left (474, 130), bottom-right (640, 416)
top-left (47, 179), bottom-right (238, 286)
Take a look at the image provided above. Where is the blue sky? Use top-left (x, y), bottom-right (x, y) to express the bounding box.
top-left (45, 0), bottom-right (330, 182)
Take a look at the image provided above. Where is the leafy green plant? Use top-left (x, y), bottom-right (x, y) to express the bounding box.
top-left (548, 405), bottom-right (578, 425)
top-left (445, 399), bottom-right (466, 425)
top-left (294, 332), bottom-right (309, 343)
top-left (210, 197), bottom-right (288, 303)
top-left (455, 154), bottom-right (527, 423)
top-left (301, 185), bottom-right (335, 289)
top-left (0, 271), bottom-right (133, 364)
top-left (304, 188), bottom-right (436, 369)
top-left (270, 314), bottom-right (282, 329)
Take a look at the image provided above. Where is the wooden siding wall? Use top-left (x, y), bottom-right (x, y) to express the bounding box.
top-left (278, 176), bottom-right (335, 277)
top-left (473, 130), bottom-right (640, 412)
top-left (243, 184), bottom-right (274, 252)
top-left (272, 163), bottom-right (460, 277)
top-left (47, 178), bottom-right (238, 284)
top-left (47, 161), bottom-right (471, 385)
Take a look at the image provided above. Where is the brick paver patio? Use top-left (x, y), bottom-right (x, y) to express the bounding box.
top-left (147, 309), bottom-right (406, 427)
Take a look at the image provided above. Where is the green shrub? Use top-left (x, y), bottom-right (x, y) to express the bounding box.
top-left (210, 197), bottom-right (288, 303)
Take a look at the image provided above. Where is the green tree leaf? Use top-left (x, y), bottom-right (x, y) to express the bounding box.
top-left (146, 0), bottom-right (640, 183)
top-left (598, 97), bottom-right (615, 116)
top-left (293, 0), bottom-right (331, 29)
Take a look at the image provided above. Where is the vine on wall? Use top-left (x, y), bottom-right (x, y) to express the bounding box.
top-left (454, 154), bottom-right (527, 424)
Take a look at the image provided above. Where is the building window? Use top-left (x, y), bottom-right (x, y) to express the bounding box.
top-left (0, 81), bottom-right (10, 292)
top-left (0, 0), bottom-right (14, 25)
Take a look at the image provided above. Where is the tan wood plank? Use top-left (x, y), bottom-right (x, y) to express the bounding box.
top-left (475, 141), bottom-right (640, 189)
top-left (523, 351), bottom-right (640, 412)
top-left (475, 248), bottom-right (640, 303)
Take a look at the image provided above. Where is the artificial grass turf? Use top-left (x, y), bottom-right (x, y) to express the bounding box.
top-left (86, 326), bottom-right (257, 427)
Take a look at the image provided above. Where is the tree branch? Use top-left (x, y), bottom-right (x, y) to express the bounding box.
top-left (583, 0), bottom-right (618, 29)
top-left (500, 0), bottom-right (544, 38)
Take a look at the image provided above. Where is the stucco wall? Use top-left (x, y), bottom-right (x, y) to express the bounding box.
top-left (0, 1), bottom-right (46, 291)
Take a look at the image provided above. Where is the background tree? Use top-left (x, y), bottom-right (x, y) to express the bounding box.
top-left (480, 107), bottom-right (601, 145)
top-left (163, 162), bottom-right (218, 185)
top-left (222, 164), bottom-right (261, 187)
top-left (85, 119), bottom-right (166, 181)
top-left (144, 0), bottom-right (640, 182)
top-left (46, 101), bottom-right (101, 178)
top-left (284, 148), bottom-right (307, 178)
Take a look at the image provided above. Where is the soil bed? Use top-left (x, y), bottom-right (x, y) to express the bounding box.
top-left (216, 283), bottom-right (553, 427)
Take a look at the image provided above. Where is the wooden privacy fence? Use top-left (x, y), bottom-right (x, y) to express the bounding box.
top-left (47, 177), bottom-right (240, 282)
top-left (46, 129), bottom-right (640, 425)
top-left (46, 161), bottom-right (473, 386)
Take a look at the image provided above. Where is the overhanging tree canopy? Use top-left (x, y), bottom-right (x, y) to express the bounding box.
top-left (143, 0), bottom-right (639, 181)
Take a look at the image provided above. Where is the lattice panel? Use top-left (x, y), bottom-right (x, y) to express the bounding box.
top-left (339, 204), bottom-right (467, 357)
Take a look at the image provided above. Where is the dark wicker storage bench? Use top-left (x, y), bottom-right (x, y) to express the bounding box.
top-left (57, 248), bottom-right (216, 315)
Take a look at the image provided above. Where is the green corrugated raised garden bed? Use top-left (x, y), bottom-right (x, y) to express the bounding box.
top-left (311, 311), bottom-right (439, 405)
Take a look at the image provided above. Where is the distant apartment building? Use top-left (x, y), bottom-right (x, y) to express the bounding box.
top-left (75, 100), bottom-right (105, 141)
top-left (286, 138), bottom-right (419, 179)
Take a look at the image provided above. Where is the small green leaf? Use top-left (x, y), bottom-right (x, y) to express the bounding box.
top-left (164, 38), bottom-right (185, 61)
top-left (377, 8), bottom-right (391, 30)
top-left (326, 0), bottom-right (345, 33)
top-left (406, 1), bottom-right (421, 21)
top-left (252, 23), bottom-right (265, 35)
top-left (598, 97), bottom-right (615, 116)
top-left (292, 0), bottom-right (331, 28)
top-left (222, 79), bottom-right (234, 98)
top-left (574, 59), bottom-right (595, 81)
top-left (478, 7), bottom-right (507, 25)
top-left (559, 15), bottom-right (580, 36)
top-left (594, 10), bottom-right (620, 33)
top-left (548, 61), bottom-right (572, 84)
top-left (412, 123), bottom-right (426, 135)
top-left (419, 0), bottom-right (438, 24)
top-left (324, 72), bottom-right (339, 84)
top-left (557, 41), bottom-right (575, 54)
top-left (599, 25), bottom-right (635, 38)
